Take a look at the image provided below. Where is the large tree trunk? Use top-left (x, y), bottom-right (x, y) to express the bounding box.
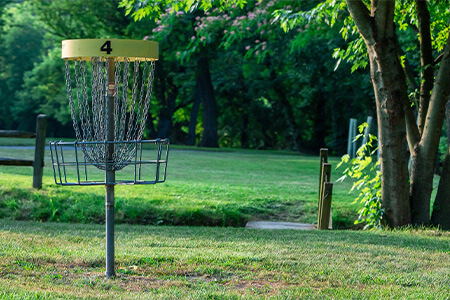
top-left (447, 100), bottom-right (450, 148)
top-left (157, 89), bottom-right (177, 138)
top-left (411, 35), bottom-right (450, 225)
top-left (197, 56), bottom-right (219, 148)
top-left (408, 0), bottom-right (438, 225)
top-left (409, 150), bottom-right (436, 225)
top-left (347, 0), bottom-right (411, 227)
top-left (186, 82), bottom-right (201, 146)
top-left (346, 0), bottom-right (450, 228)
top-left (368, 43), bottom-right (411, 227)
top-left (431, 144), bottom-right (450, 229)
top-left (431, 97), bottom-right (450, 229)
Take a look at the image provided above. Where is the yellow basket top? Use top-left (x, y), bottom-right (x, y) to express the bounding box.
top-left (62, 39), bottom-right (159, 61)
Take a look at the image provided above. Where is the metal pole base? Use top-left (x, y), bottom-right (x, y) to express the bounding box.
top-left (105, 183), bottom-right (115, 278)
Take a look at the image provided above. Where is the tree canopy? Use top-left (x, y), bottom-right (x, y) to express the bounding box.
top-left (0, 0), bottom-right (373, 153)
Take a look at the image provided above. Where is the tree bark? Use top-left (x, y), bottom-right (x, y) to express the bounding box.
top-left (186, 82), bottom-right (201, 146)
top-left (447, 100), bottom-right (450, 148)
top-left (157, 89), bottom-right (177, 138)
top-left (431, 144), bottom-right (450, 229)
top-left (197, 56), bottom-right (219, 148)
top-left (410, 32), bottom-right (450, 225)
top-left (347, 0), bottom-right (411, 227)
top-left (241, 106), bottom-right (249, 149)
top-left (368, 43), bottom-right (411, 227)
top-left (415, 0), bottom-right (434, 136)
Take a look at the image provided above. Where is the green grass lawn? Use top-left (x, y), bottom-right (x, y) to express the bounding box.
top-left (0, 138), bottom-right (358, 228)
top-left (1, 140), bottom-right (449, 299)
top-left (0, 220), bottom-right (448, 299)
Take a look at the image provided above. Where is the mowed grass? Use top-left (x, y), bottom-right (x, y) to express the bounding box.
top-left (0, 139), bottom-right (358, 227)
top-left (0, 220), bottom-right (449, 299)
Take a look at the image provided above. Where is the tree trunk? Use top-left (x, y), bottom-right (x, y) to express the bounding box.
top-left (197, 56), bottom-right (219, 148)
top-left (410, 35), bottom-right (450, 225)
top-left (431, 97), bottom-right (450, 229)
top-left (447, 100), bottom-right (450, 148)
top-left (409, 149), bottom-right (436, 225)
top-left (241, 112), bottom-right (249, 149)
top-left (146, 114), bottom-right (157, 139)
top-left (415, 0), bottom-right (434, 136)
top-left (157, 89), bottom-right (177, 138)
top-left (346, 0), bottom-right (411, 227)
top-left (346, 0), bottom-right (450, 228)
top-left (431, 144), bottom-right (450, 229)
top-left (368, 42), bottom-right (411, 227)
top-left (186, 82), bottom-right (201, 146)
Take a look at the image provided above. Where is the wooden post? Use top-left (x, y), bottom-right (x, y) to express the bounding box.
top-left (318, 163), bottom-right (331, 229)
top-left (319, 182), bottom-right (333, 230)
top-left (348, 118), bottom-right (357, 158)
top-left (362, 116), bottom-right (373, 146)
top-left (33, 114), bottom-right (47, 189)
top-left (347, 119), bottom-right (353, 158)
top-left (351, 118), bottom-right (357, 158)
top-left (318, 149), bottom-right (328, 206)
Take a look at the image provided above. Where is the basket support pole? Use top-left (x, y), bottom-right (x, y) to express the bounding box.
top-left (105, 58), bottom-right (116, 278)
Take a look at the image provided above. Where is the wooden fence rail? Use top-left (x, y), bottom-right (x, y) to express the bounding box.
top-left (318, 148), bottom-right (333, 230)
top-left (0, 114), bottom-right (47, 189)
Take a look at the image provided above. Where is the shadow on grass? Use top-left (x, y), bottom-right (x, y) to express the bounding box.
top-left (2, 220), bottom-right (448, 254)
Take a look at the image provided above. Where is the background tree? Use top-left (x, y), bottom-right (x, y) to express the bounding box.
top-left (122, 0), bottom-right (450, 228)
top-left (0, 0), bottom-right (374, 155)
top-left (276, 0), bottom-right (450, 228)
top-left (120, 0), bottom-right (373, 152)
top-left (0, 2), bottom-right (44, 130)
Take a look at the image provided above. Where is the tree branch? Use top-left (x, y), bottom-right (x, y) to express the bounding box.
top-left (371, 0), bottom-right (395, 39)
top-left (433, 52), bottom-right (444, 66)
top-left (345, 0), bottom-right (375, 44)
top-left (421, 30), bottom-right (450, 153)
top-left (395, 37), bottom-right (420, 152)
top-left (415, 0), bottom-right (434, 136)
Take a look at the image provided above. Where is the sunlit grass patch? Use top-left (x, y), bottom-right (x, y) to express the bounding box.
top-left (0, 145), bottom-right (358, 227)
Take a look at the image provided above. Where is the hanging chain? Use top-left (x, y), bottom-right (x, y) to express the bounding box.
top-left (64, 57), bottom-right (156, 171)
top-left (137, 60), bottom-right (156, 140)
top-left (80, 59), bottom-right (93, 141)
top-left (65, 60), bottom-right (82, 142)
top-left (125, 59), bottom-right (141, 142)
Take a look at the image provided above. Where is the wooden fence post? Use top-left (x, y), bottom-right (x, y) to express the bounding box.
top-left (348, 118), bottom-right (357, 158)
top-left (319, 182), bottom-right (333, 230)
top-left (318, 148), bottom-right (328, 206)
top-left (318, 163), bottom-right (331, 229)
top-left (362, 116), bottom-right (373, 146)
top-left (33, 114), bottom-right (47, 189)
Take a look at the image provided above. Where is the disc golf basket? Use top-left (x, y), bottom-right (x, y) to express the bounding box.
top-left (49, 39), bottom-right (169, 277)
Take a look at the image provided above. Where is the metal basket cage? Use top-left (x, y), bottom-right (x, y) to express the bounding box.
top-left (50, 139), bottom-right (169, 186)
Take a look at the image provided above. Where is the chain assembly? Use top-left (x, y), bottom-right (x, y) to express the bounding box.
top-left (65, 57), bottom-right (157, 171)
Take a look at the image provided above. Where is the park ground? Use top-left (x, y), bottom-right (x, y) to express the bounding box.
top-left (0, 221), bottom-right (449, 299)
top-left (0, 139), bottom-right (448, 298)
top-left (0, 138), bottom-right (360, 228)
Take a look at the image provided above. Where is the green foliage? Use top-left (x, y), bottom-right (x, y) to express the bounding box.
top-left (119, 0), bottom-right (247, 21)
top-left (0, 0), bottom-right (375, 153)
top-left (15, 48), bottom-right (70, 129)
top-left (0, 2), bottom-right (45, 131)
top-left (337, 123), bottom-right (383, 230)
top-left (31, 0), bottom-right (130, 39)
